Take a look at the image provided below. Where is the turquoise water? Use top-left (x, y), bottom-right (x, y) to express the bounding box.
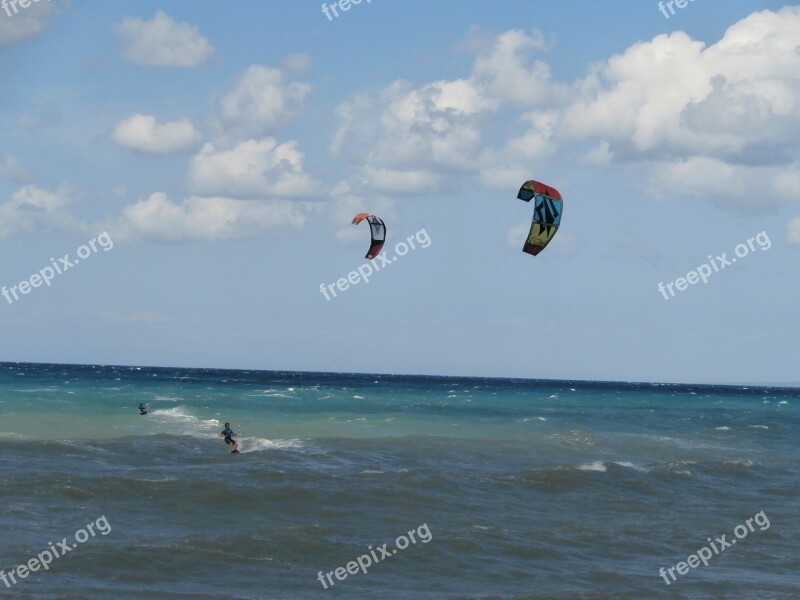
top-left (1, 362), bottom-right (798, 599)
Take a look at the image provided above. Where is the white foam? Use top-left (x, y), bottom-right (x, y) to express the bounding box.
top-left (614, 461), bottom-right (648, 472)
top-left (724, 460), bottom-right (755, 467)
top-left (577, 461), bottom-right (607, 472)
top-left (239, 437), bottom-right (303, 453)
top-left (748, 425), bottom-right (769, 429)
top-left (714, 426), bottom-right (731, 430)
top-left (150, 406), bottom-right (220, 436)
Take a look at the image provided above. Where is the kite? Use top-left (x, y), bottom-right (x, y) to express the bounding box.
top-left (351, 213), bottom-right (386, 259)
top-left (516, 180), bottom-right (563, 256)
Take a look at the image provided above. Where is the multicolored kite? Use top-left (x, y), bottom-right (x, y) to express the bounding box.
top-left (516, 180), bottom-right (563, 256)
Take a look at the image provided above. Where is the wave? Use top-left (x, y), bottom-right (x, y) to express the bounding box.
top-left (238, 437), bottom-right (304, 453)
top-left (149, 406), bottom-right (220, 437)
top-left (575, 461), bottom-right (648, 473)
top-left (576, 461), bottom-right (606, 472)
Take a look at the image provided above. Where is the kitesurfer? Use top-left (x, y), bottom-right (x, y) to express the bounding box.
top-left (221, 422), bottom-right (239, 453)
top-left (138, 403), bottom-right (148, 415)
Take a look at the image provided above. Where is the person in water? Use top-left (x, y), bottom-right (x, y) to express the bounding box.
top-left (221, 422), bottom-right (239, 453)
top-left (138, 403), bottom-right (148, 415)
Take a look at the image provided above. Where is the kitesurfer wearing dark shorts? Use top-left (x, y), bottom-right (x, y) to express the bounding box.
top-left (221, 422), bottom-right (239, 453)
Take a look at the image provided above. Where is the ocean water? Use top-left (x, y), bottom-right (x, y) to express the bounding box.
top-left (0, 362), bottom-right (798, 599)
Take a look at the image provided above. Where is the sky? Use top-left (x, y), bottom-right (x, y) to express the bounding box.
top-left (0, 0), bottom-right (798, 385)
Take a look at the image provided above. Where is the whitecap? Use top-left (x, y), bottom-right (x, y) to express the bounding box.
top-left (614, 461), bottom-right (648, 472)
top-left (239, 438), bottom-right (303, 453)
top-left (577, 461), bottom-right (606, 472)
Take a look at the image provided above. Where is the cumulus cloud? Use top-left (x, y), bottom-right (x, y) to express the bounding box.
top-left (0, 0), bottom-right (58, 46)
top-left (0, 183), bottom-right (83, 239)
top-left (555, 7), bottom-right (800, 205)
top-left (112, 114), bottom-right (202, 154)
top-left (331, 79), bottom-right (489, 196)
top-left (330, 28), bottom-right (567, 197)
top-left (188, 139), bottom-right (317, 199)
top-left (332, 8), bottom-right (800, 208)
top-left (650, 157), bottom-right (800, 209)
top-left (116, 11), bottom-right (214, 67)
top-left (218, 65), bottom-right (311, 135)
top-left (108, 192), bottom-right (307, 242)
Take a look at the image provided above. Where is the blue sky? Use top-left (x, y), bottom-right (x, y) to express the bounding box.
top-left (1, 0), bottom-right (798, 384)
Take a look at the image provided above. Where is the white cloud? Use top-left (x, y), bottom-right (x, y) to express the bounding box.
top-left (0, 154), bottom-right (33, 183)
top-left (331, 79), bottom-right (488, 196)
top-left (116, 11), bottom-right (213, 67)
top-left (331, 9), bottom-right (800, 209)
top-left (0, 183), bottom-right (82, 239)
top-left (112, 114), bottom-right (202, 154)
top-left (650, 157), bottom-right (800, 209)
top-left (556, 6), bottom-right (800, 206)
top-left (188, 139), bottom-right (317, 200)
top-left (471, 29), bottom-right (565, 109)
top-left (109, 192), bottom-right (307, 243)
top-left (330, 29), bottom-right (566, 197)
top-left (0, 0), bottom-right (58, 46)
top-left (218, 65), bottom-right (311, 135)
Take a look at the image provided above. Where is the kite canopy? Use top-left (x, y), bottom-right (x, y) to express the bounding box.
top-left (516, 180), bottom-right (563, 256)
top-left (352, 213), bottom-right (386, 259)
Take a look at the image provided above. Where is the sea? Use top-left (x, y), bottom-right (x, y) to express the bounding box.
top-left (0, 362), bottom-right (798, 599)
